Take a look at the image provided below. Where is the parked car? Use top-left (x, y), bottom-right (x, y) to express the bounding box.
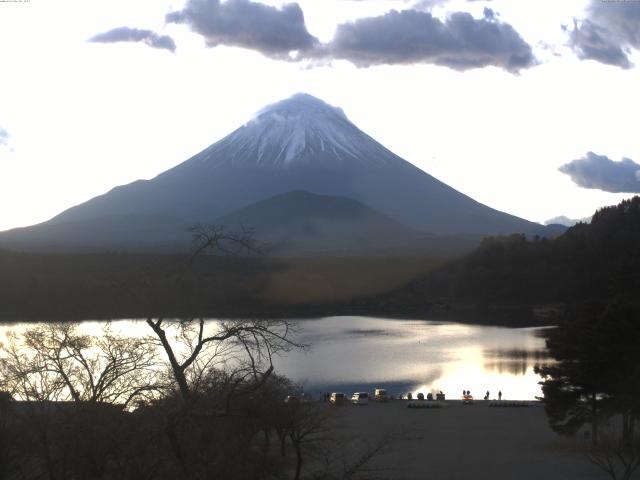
top-left (374, 388), bottom-right (388, 402)
top-left (284, 395), bottom-right (299, 404)
top-left (351, 392), bottom-right (369, 406)
top-left (329, 392), bottom-right (346, 405)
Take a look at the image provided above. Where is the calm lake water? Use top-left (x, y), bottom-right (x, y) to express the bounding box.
top-left (0, 316), bottom-right (552, 400)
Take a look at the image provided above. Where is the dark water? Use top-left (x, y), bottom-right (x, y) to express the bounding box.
top-left (0, 316), bottom-right (552, 400)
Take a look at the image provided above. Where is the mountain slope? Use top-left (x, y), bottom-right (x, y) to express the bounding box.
top-left (0, 93), bottom-right (544, 252)
top-left (213, 190), bottom-right (424, 254)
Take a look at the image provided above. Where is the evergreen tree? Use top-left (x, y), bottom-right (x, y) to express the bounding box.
top-left (536, 303), bottom-right (640, 446)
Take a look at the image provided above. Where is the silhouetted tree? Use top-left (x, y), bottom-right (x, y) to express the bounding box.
top-left (0, 391), bottom-right (15, 480)
top-left (187, 222), bottom-right (258, 267)
top-left (288, 403), bottom-right (330, 480)
top-left (582, 427), bottom-right (640, 480)
top-left (1, 323), bottom-right (162, 407)
top-left (146, 317), bottom-right (299, 406)
top-left (536, 310), bottom-right (609, 445)
top-left (537, 303), bottom-right (640, 478)
top-left (0, 323), bottom-right (163, 480)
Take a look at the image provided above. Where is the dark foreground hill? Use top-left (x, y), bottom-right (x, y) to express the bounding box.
top-left (0, 248), bottom-right (444, 320)
top-left (1, 197), bottom-right (632, 321)
top-left (215, 190), bottom-right (481, 256)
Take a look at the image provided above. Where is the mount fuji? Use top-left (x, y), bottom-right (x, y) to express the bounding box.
top-left (0, 93), bottom-right (546, 253)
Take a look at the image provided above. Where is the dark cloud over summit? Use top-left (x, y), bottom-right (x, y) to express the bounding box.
top-left (559, 152), bottom-right (640, 193)
top-left (89, 27), bottom-right (176, 52)
top-left (166, 0), bottom-right (319, 60)
top-left (326, 9), bottom-right (535, 72)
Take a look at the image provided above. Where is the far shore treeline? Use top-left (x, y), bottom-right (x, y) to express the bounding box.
top-left (388, 196), bottom-right (640, 309)
top-left (0, 196), bottom-right (638, 323)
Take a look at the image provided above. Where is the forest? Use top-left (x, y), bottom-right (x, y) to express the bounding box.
top-left (391, 196), bottom-right (640, 309)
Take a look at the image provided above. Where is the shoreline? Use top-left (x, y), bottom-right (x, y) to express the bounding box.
top-left (0, 304), bottom-right (560, 328)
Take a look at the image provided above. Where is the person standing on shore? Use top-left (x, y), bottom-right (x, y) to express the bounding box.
top-left (498, 390), bottom-right (502, 400)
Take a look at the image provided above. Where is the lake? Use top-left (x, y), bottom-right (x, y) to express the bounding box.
top-left (0, 316), bottom-right (552, 400)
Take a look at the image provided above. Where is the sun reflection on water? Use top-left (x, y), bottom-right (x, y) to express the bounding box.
top-left (274, 317), bottom-right (552, 400)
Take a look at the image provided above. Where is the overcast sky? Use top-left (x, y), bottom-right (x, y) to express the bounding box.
top-left (1, 0), bottom-right (639, 231)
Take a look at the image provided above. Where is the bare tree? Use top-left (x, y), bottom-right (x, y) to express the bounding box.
top-left (145, 317), bottom-right (301, 406)
top-left (0, 323), bottom-right (163, 480)
top-left (187, 223), bottom-right (259, 268)
top-left (287, 404), bottom-right (331, 480)
top-left (583, 424), bottom-right (640, 480)
top-left (0, 392), bottom-right (16, 480)
top-left (1, 323), bottom-right (162, 409)
top-left (140, 315), bottom-right (304, 480)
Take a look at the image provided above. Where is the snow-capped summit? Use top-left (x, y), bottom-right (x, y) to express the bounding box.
top-left (0, 93), bottom-right (547, 252)
top-left (189, 93), bottom-right (397, 168)
top-left (253, 93), bottom-right (348, 121)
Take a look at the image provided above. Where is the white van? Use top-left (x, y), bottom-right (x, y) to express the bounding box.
top-left (351, 392), bottom-right (369, 405)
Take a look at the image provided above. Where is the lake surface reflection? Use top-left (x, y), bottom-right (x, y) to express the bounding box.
top-left (0, 316), bottom-right (552, 400)
top-left (275, 317), bottom-right (552, 400)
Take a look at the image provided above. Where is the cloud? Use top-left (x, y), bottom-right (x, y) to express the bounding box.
top-left (559, 152), bottom-right (640, 193)
top-left (568, 19), bottom-right (632, 69)
top-left (569, 1), bottom-right (640, 68)
top-left (324, 9), bottom-right (535, 72)
top-left (0, 128), bottom-right (8, 147)
top-left (89, 27), bottom-right (176, 52)
top-left (482, 7), bottom-right (495, 21)
top-left (166, 0), bottom-right (319, 60)
top-left (164, 0), bottom-right (532, 73)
